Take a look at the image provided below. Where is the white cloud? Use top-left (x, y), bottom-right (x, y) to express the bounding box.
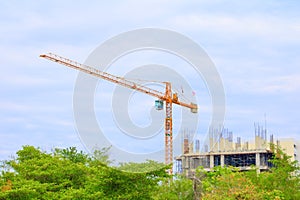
top-left (225, 74), bottom-right (300, 94)
top-left (258, 75), bottom-right (300, 93)
top-left (1, 0), bottom-right (300, 161)
top-left (169, 12), bottom-right (300, 43)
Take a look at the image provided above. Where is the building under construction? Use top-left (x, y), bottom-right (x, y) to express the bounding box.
top-left (175, 125), bottom-right (299, 176)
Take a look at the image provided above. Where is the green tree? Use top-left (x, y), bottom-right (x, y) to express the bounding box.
top-left (199, 166), bottom-right (270, 200)
top-left (0, 146), bottom-right (168, 199)
top-left (118, 160), bottom-right (167, 173)
top-left (249, 145), bottom-right (300, 199)
top-left (197, 145), bottom-right (300, 200)
top-left (54, 147), bottom-right (90, 164)
top-left (152, 175), bottom-right (194, 200)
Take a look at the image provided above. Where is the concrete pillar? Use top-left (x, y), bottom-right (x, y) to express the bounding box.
top-left (221, 154), bottom-right (224, 167)
top-left (256, 153), bottom-right (260, 173)
top-left (210, 155), bottom-right (214, 169)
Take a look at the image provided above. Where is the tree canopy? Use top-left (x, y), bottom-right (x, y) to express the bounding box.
top-left (1, 145), bottom-right (299, 199)
top-left (0, 146), bottom-right (168, 199)
top-left (197, 146), bottom-right (300, 200)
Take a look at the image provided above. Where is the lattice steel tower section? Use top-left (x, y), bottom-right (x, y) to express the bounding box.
top-left (40, 52), bottom-right (198, 173)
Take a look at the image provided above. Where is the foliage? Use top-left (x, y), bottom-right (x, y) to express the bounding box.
top-left (0, 146), bottom-right (167, 200)
top-left (91, 146), bottom-right (112, 165)
top-left (197, 145), bottom-right (300, 200)
top-left (1, 144), bottom-right (300, 199)
top-left (199, 167), bottom-right (272, 200)
top-left (118, 160), bottom-right (167, 173)
top-left (253, 145), bottom-right (300, 199)
top-left (152, 175), bottom-right (194, 200)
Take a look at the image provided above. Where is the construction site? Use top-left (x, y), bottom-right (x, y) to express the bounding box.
top-left (175, 124), bottom-right (299, 176)
top-left (40, 52), bottom-right (300, 177)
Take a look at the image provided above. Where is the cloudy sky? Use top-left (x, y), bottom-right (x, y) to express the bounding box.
top-left (1, 0), bottom-right (300, 161)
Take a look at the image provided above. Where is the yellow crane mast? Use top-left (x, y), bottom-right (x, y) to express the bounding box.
top-left (40, 53), bottom-right (198, 172)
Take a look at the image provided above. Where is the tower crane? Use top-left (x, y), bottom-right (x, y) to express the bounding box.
top-left (40, 53), bottom-right (198, 173)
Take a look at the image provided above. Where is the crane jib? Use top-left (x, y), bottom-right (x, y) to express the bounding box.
top-left (40, 52), bottom-right (198, 174)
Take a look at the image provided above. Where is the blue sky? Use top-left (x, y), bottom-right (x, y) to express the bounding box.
top-left (1, 0), bottom-right (300, 162)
